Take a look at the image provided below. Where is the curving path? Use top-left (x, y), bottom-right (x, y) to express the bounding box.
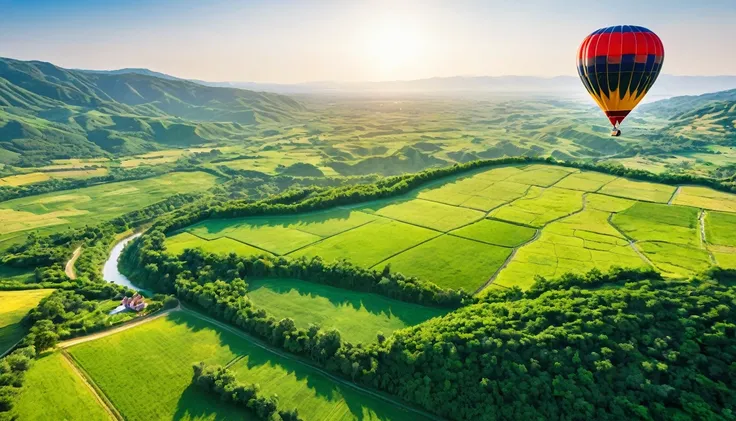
top-left (65, 247), bottom-right (82, 280)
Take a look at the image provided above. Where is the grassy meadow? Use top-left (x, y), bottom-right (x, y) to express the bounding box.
top-left (13, 352), bottom-right (111, 421)
top-left (0, 289), bottom-right (54, 353)
top-left (247, 278), bottom-right (447, 344)
top-left (68, 311), bottom-right (424, 421)
top-left (0, 171), bottom-right (218, 249)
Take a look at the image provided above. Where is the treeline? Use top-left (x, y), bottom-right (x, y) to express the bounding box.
top-left (191, 362), bottom-right (303, 421)
top-left (165, 266), bottom-right (736, 420)
top-left (121, 234), bottom-right (470, 308)
top-left (0, 346), bottom-right (35, 416)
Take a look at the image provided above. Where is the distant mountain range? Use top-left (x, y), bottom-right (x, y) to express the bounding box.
top-left (0, 57), bottom-right (305, 165)
top-left (640, 89), bottom-right (736, 141)
top-left (80, 67), bottom-right (736, 100)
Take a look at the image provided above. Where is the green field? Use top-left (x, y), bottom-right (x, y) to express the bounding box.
top-left (705, 211), bottom-right (736, 247)
top-left (247, 278), bottom-right (447, 344)
top-left (553, 171), bottom-right (617, 192)
top-left (13, 352), bottom-right (110, 421)
top-left (163, 164), bottom-right (736, 291)
top-left (0, 172), bottom-right (219, 248)
top-left (0, 289), bottom-right (54, 353)
top-left (367, 198), bottom-right (485, 231)
top-left (611, 203), bottom-right (700, 247)
top-left (68, 311), bottom-right (423, 421)
top-left (673, 186), bottom-right (736, 213)
top-left (489, 186), bottom-right (584, 227)
top-left (493, 208), bottom-right (647, 290)
top-left (382, 235), bottom-right (512, 291)
top-left (450, 219), bottom-right (537, 247)
top-left (598, 178), bottom-right (676, 203)
top-left (166, 232), bottom-right (272, 257)
top-left (289, 219), bottom-right (439, 267)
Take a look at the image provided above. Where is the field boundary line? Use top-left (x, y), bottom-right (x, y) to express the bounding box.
top-left (59, 306), bottom-right (179, 348)
top-left (367, 232), bottom-right (445, 270)
top-left (180, 307), bottom-right (445, 421)
top-left (606, 214), bottom-right (657, 269)
top-left (65, 246), bottom-right (82, 280)
top-left (698, 210), bottom-right (717, 265)
top-left (593, 177), bottom-right (620, 193)
top-left (475, 228), bottom-right (541, 294)
top-left (185, 231), bottom-right (280, 256)
top-left (668, 186), bottom-right (682, 205)
top-left (283, 218), bottom-right (379, 256)
top-left (61, 350), bottom-right (122, 421)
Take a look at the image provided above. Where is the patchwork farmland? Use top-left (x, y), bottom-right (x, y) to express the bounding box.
top-left (165, 164), bottom-right (736, 293)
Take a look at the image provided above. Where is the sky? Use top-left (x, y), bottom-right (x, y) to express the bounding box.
top-left (1, 0), bottom-right (735, 83)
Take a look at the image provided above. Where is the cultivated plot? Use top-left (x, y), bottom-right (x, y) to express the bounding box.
top-left (638, 242), bottom-right (712, 276)
top-left (553, 171), bottom-right (617, 192)
top-left (503, 164), bottom-right (577, 187)
top-left (247, 278), bottom-right (447, 344)
top-left (598, 178), bottom-right (676, 203)
top-left (489, 186), bottom-right (584, 227)
top-left (493, 208), bottom-right (647, 290)
top-left (611, 202), bottom-right (700, 247)
top-left (366, 198), bottom-right (485, 232)
top-left (69, 311), bottom-right (422, 421)
top-left (0, 289), bottom-right (54, 353)
top-left (451, 219), bottom-right (536, 247)
top-left (186, 209), bottom-right (375, 255)
top-left (289, 219), bottom-right (439, 267)
top-left (166, 232), bottom-right (272, 257)
top-left (0, 172), bottom-right (219, 245)
top-left (382, 235), bottom-right (512, 292)
top-left (673, 186), bottom-right (736, 213)
top-left (705, 211), bottom-right (736, 248)
top-left (13, 352), bottom-right (111, 421)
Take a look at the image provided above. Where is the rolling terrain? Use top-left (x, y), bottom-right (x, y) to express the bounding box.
top-left (165, 163), bottom-right (736, 293)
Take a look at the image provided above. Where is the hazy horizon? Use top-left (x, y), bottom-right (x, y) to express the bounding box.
top-left (1, 0), bottom-right (735, 84)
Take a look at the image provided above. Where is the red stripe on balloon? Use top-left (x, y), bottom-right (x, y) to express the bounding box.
top-left (586, 32), bottom-right (661, 57)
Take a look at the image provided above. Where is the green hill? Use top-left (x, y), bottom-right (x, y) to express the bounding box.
top-left (0, 57), bottom-right (306, 165)
top-left (641, 89), bottom-right (736, 143)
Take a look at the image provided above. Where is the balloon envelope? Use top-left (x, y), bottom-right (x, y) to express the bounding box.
top-left (577, 25), bottom-right (664, 127)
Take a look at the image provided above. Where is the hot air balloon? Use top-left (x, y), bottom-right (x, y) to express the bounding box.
top-left (577, 25), bottom-right (664, 136)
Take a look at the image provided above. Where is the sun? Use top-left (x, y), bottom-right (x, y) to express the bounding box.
top-left (364, 17), bottom-right (424, 77)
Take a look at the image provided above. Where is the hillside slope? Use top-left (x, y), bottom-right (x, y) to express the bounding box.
top-left (0, 57), bottom-right (305, 165)
top-left (641, 89), bottom-right (736, 143)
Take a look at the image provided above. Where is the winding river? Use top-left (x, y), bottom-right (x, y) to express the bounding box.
top-left (103, 233), bottom-right (147, 292)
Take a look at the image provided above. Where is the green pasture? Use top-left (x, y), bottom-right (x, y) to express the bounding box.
top-left (492, 208), bottom-right (647, 290)
top-left (185, 209), bottom-right (376, 255)
top-left (289, 219), bottom-right (439, 267)
top-left (553, 171), bottom-right (617, 192)
top-left (68, 311), bottom-right (422, 421)
top-left (705, 211), bottom-right (736, 247)
top-left (611, 202), bottom-right (700, 247)
top-left (366, 198), bottom-right (485, 232)
top-left (489, 186), bottom-right (584, 227)
top-left (0, 172), bottom-right (219, 246)
top-left (13, 352), bottom-right (110, 421)
top-left (450, 219), bottom-right (536, 247)
top-left (638, 242), bottom-right (712, 276)
top-left (674, 186), bottom-right (736, 213)
top-left (165, 232), bottom-right (272, 257)
top-left (503, 164), bottom-right (577, 187)
top-left (247, 278), bottom-right (447, 344)
top-left (382, 235), bottom-right (511, 292)
top-left (598, 178), bottom-right (676, 203)
top-left (0, 289), bottom-right (54, 354)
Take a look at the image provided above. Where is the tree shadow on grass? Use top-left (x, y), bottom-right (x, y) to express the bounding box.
top-left (168, 311), bottom-right (407, 421)
top-left (247, 278), bottom-right (448, 334)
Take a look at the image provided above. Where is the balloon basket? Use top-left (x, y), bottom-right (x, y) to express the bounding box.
top-left (610, 129), bottom-right (622, 137)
